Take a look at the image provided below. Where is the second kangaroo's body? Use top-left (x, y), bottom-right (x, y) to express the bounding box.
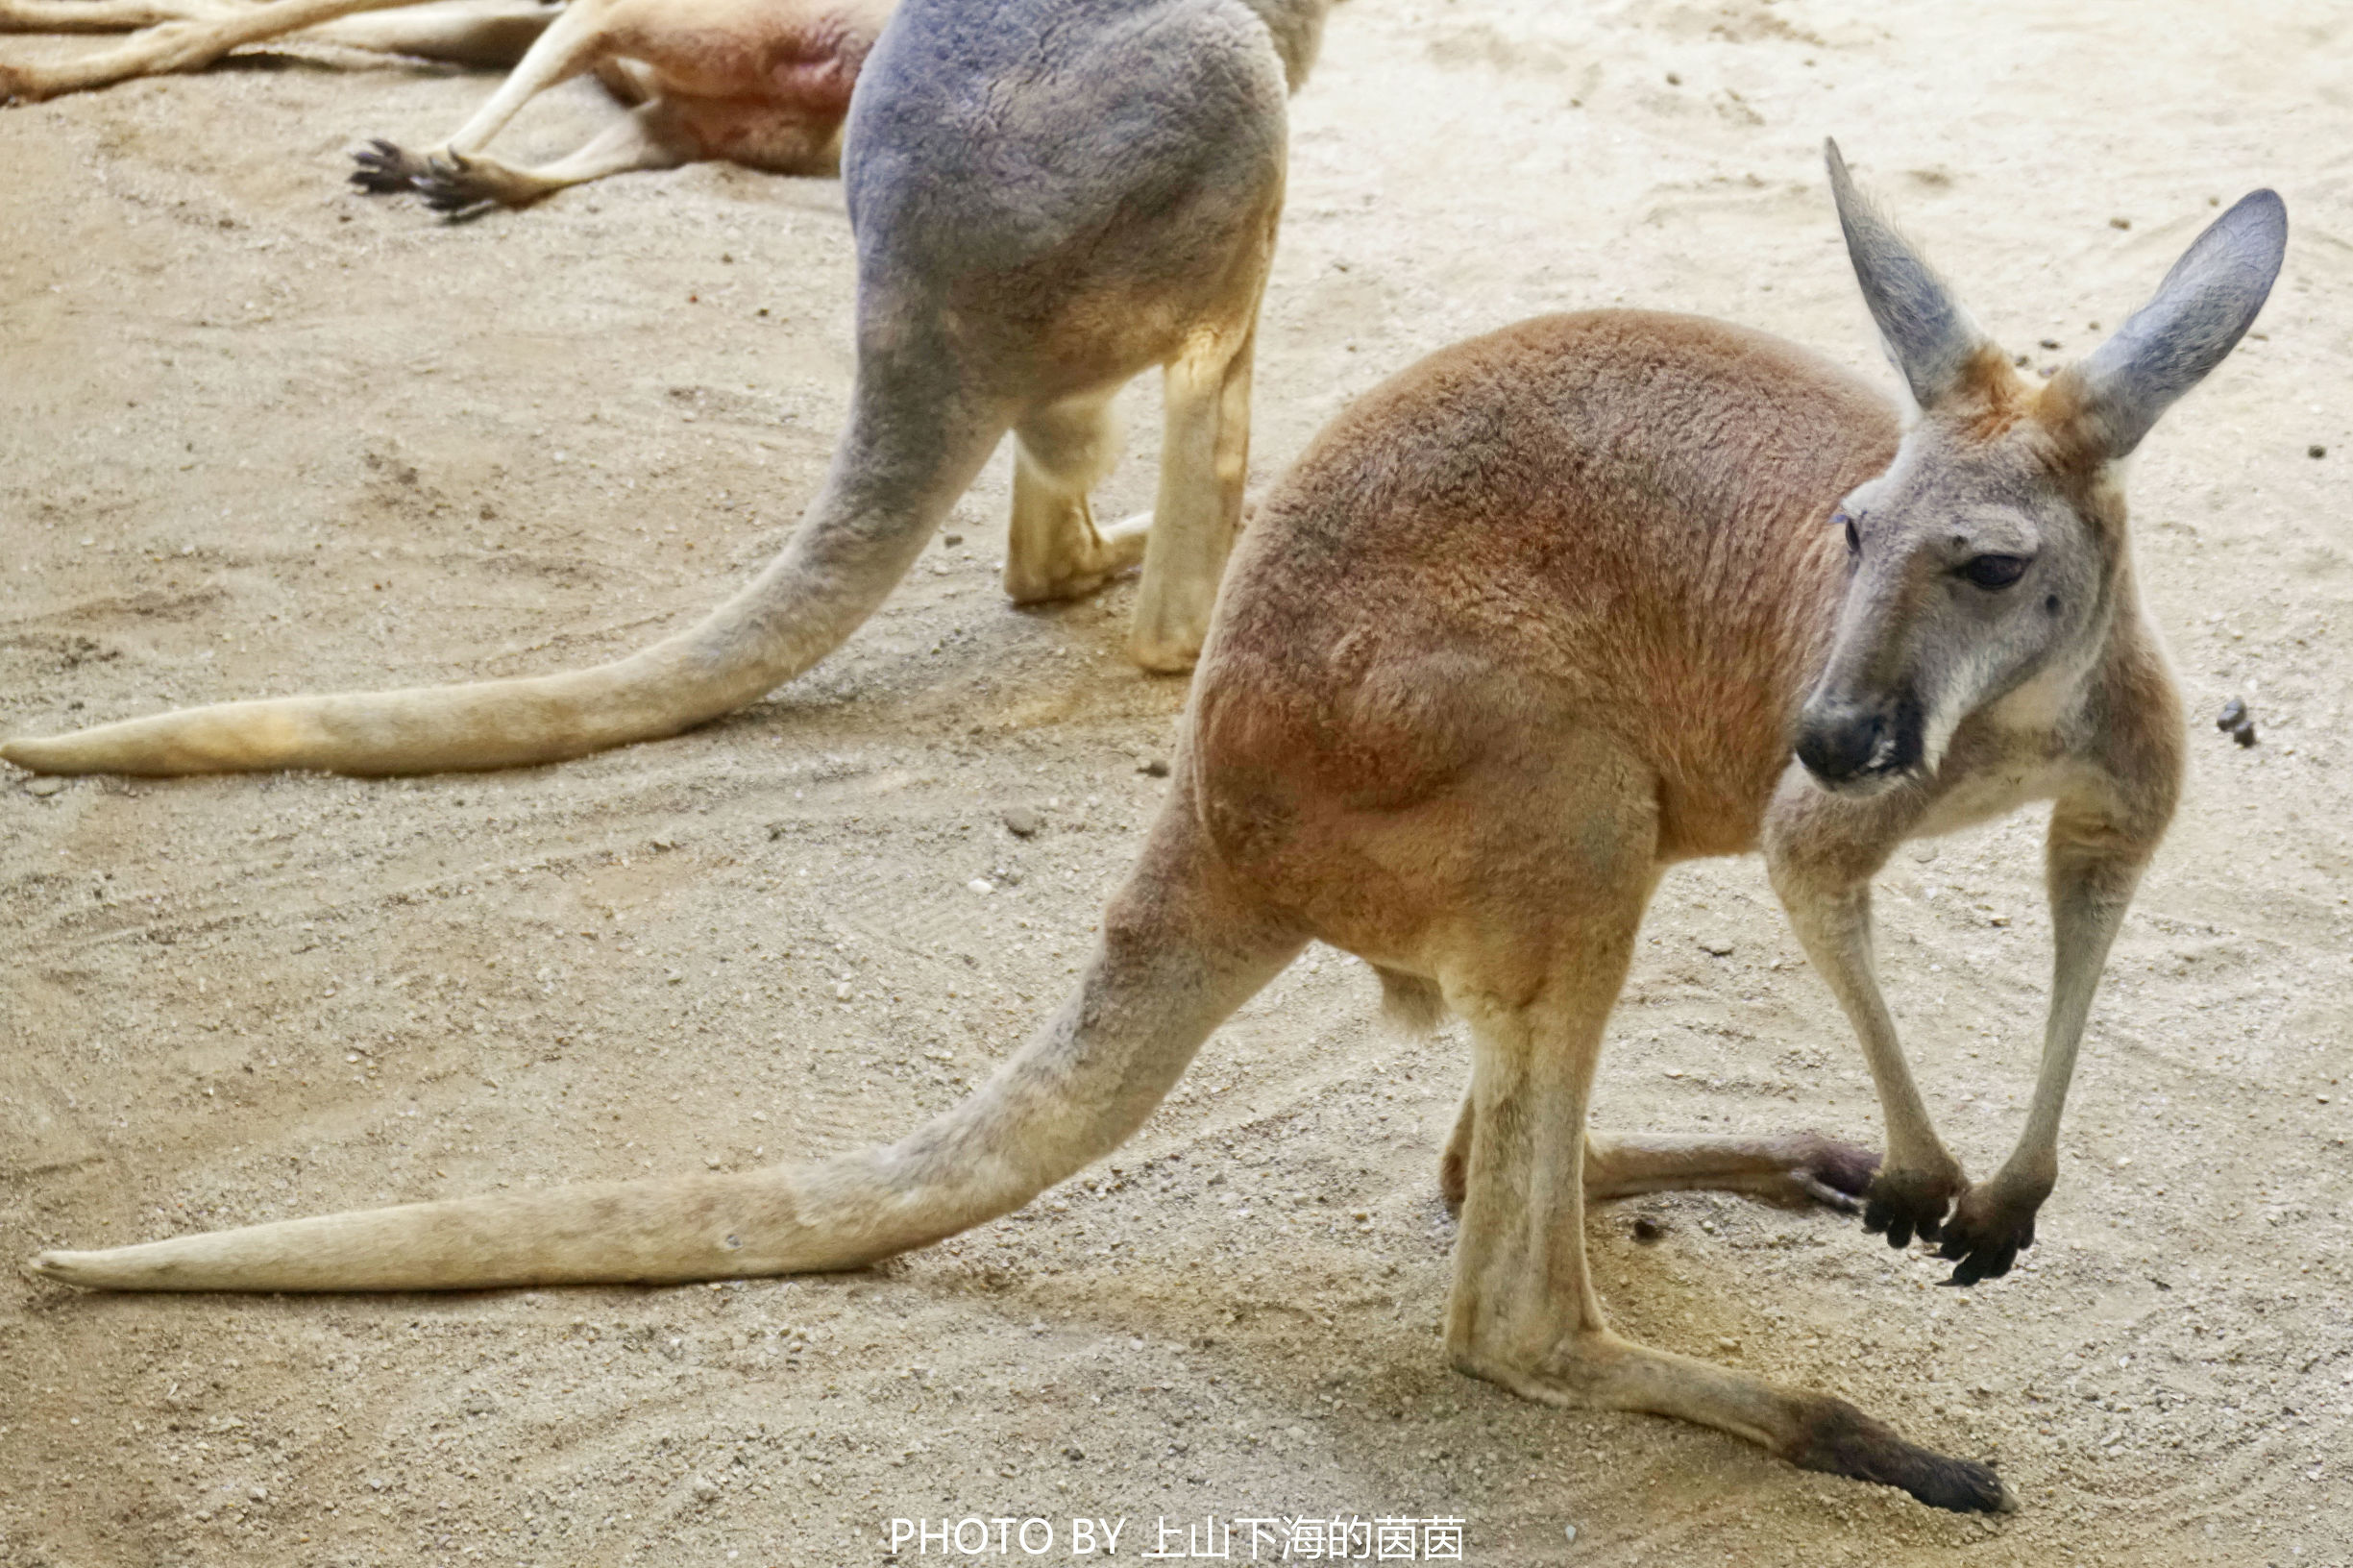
top-left (28, 154), bottom-right (2287, 1517)
top-left (4, 0), bottom-right (1337, 775)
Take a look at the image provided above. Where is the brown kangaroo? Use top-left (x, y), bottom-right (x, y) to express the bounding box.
top-left (25, 147), bottom-right (2287, 1515)
top-left (1, 0), bottom-right (1342, 773)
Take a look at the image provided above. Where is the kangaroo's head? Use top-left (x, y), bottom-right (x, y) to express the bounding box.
top-left (1793, 142), bottom-right (2286, 795)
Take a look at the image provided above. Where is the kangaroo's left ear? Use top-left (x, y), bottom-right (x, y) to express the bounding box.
top-left (2058, 190), bottom-right (2288, 458)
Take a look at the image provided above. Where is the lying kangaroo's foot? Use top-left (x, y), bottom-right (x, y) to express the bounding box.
top-left (413, 149), bottom-right (544, 212)
top-left (350, 137), bottom-right (431, 194)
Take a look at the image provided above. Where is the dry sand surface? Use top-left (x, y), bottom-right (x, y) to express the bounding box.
top-left (4, 1), bottom-right (2351, 1563)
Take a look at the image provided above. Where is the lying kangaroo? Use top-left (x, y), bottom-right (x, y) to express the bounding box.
top-left (1, 0), bottom-right (1336, 775)
top-left (27, 150), bottom-right (2286, 1514)
top-left (0, 0), bottom-right (892, 208)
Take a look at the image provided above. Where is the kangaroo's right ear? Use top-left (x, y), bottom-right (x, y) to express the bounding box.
top-left (2059, 189), bottom-right (2288, 459)
top-left (1825, 139), bottom-right (1989, 411)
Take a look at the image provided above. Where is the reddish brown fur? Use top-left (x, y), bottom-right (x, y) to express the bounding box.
top-left (1195, 311), bottom-right (1900, 950)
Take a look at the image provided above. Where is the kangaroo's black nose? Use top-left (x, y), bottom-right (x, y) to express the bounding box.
top-left (1795, 699), bottom-right (1886, 783)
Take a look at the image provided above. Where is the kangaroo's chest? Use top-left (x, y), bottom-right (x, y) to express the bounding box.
top-left (1912, 731), bottom-right (2073, 839)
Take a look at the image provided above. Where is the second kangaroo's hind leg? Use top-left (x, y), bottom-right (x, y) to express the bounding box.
top-left (1003, 391), bottom-right (1148, 605)
top-left (1128, 320), bottom-right (1259, 672)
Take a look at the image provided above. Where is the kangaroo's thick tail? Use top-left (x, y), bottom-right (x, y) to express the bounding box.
top-left (25, 797), bottom-right (1301, 1291)
top-left (1, 377), bottom-right (1007, 777)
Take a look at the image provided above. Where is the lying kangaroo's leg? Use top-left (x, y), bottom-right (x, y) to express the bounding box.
top-left (1002, 391), bottom-right (1145, 605)
top-left (350, 0), bottom-right (605, 193)
top-left (0, 0), bottom-right (420, 100)
top-left (1442, 904), bottom-right (2008, 1512)
top-left (307, 0), bottom-right (552, 67)
top-left (0, 0), bottom-right (225, 32)
top-left (28, 790), bottom-right (1306, 1290)
top-left (1, 348), bottom-right (1011, 775)
top-left (1128, 318), bottom-right (1259, 672)
top-left (1934, 797), bottom-right (2162, 1283)
top-left (409, 98), bottom-right (693, 211)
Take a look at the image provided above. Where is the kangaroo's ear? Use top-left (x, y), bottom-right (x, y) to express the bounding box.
top-left (1825, 138), bottom-right (1989, 410)
top-left (2059, 190), bottom-right (2288, 458)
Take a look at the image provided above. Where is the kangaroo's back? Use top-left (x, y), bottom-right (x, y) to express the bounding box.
top-left (1196, 311), bottom-right (1902, 860)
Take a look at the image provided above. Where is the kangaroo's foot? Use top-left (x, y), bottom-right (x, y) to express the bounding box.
top-left (1934, 1171), bottom-right (2049, 1286)
top-left (412, 148), bottom-right (545, 211)
top-left (350, 136), bottom-right (432, 194)
top-left (1860, 1157), bottom-right (1967, 1251)
top-left (1005, 509), bottom-right (1150, 604)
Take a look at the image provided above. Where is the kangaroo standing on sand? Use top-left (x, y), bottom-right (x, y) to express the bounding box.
top-left (1, 0), bottom-right (1339, 775)
top-left (28, 151), bottom-right (2286, 1514)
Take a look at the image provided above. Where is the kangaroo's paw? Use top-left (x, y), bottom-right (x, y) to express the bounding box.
top-left (1860, 1160), bottom-right (1965, 1250)
top-left (1935, 1176), bottom-right (2048, 1286)
top-left (350, 137), bottom-right (429, 195)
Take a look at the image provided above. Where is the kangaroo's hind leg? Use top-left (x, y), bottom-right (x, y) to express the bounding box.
top-left (308, 0), bottom-right (554, 67)
top-left (1127, 319), bottom-right (1258, 672)
top-left (1002, 390), bottom-right (1147, 605)
top-left (351, 0), bottom-right (609, 194)
top-left (1, 0), bottom-right (420, 101)
top-left (1430, 745), bottom-right (2008, 1514)
top-left (0, 0), bottom-right (225, 32)
top-left (409, 98), bottom-right (694, 211)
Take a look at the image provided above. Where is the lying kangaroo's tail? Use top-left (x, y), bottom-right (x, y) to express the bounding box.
top-left (1, 378), bottom-right (1006, 777)
top-left (26, 802), bottom-right (1301, 1291)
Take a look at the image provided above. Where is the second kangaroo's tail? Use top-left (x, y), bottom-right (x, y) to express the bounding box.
top-left (2, 375), bottom-right (1006, 777)
top-left (25, 797), bottom-right (1301, 1291)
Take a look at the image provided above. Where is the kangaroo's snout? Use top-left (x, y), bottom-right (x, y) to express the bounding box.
top-left (1794, 694), bottom-right (1919, 788)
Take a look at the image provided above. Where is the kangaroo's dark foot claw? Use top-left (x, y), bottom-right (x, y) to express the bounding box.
top-left (350, 137), bottom-right (425, 195)
top-left (1935, 1182), bottom-right (2045, 1286)
top-left (1860, 1164), bottom-right (1963, 1251)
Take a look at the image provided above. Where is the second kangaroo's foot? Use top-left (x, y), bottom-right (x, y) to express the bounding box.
top-left (1935, 1174), bottom-right (2050, 1286)
top-left (1861, 1159), bottom-right (1966, 1250)
top-left (1003, 511), bottom-right (1150, 605)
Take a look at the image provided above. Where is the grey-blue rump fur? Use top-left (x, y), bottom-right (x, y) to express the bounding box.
top-left (843, 0), bottom-right (1330, 389)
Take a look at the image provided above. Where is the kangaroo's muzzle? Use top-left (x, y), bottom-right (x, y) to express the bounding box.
top-left (1794, 691), bottom-right (1923, 790)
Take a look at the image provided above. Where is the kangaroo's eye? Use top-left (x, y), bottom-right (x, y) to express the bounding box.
top-left (1960, 554), bottom-right (2029, 590)
top-left (1838, 512), bottom-right (1859, 555)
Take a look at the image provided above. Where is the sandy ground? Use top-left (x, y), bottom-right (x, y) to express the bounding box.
top-left (4, 1), bottom-right (2351, 1563)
